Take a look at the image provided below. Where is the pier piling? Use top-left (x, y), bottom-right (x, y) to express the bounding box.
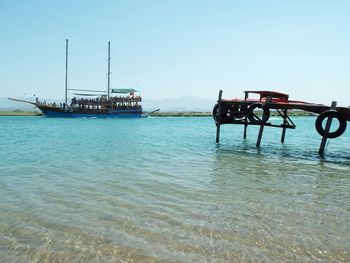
top-left (281, 109), bottom-right (288, 143)
top-left (256, 125), bottom-right (265, 147)
top-left (243, 91), bottom-right (249, 139)
top-left (215, 90), bottom-right (223, 143)
top-left (256, 96), bottom-right (272, 148)
top-left (318, 101), bottom-right (337, 155)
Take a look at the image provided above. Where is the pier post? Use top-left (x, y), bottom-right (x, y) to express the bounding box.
top-left (256, 125), bottom-right (265, 147)
top-left (318, 101), bottom-right (337, 155)
top-left (281, 109), bottom-right (287, 143)
top-left (256, 96), bottom-right (272, 147)
top-left (243, 91), bottom-right (249, 139)
top-left (216, 90), bottom-right (223, 143)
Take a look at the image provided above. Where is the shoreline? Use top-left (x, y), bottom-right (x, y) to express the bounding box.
top-left (0, 111), bottom-right (42, 116)
top-left (0, 110), bottom-right (316, 117)
top-left (149, 110), bottom-right (316, 117)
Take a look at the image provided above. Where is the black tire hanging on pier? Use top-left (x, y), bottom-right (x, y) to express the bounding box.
top-left (246, 103), bottom-right (270, 124)
top-left (315, 110), bottom-right (347, 138)
top-left (213, 103), bottom-right (219, 122)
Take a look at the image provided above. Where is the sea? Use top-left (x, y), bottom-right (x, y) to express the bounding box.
top-left (0, 116), bottom-right (349, 262)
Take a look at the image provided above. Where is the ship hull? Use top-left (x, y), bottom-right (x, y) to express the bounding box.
top-left (38, 106), bottom-right (143, 118)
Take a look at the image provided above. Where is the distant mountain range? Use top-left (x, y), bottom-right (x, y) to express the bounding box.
top-left (0, 96), bottom-right (216, 112)
top-left (0, 97), bottom-right (38, 111)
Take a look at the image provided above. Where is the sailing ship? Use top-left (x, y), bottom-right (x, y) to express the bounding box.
top-left (9, 40), bottom-right (156, 118)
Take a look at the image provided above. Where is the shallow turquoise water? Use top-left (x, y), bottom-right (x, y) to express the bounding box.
top-left (0, 116), bottom-right (349, 262)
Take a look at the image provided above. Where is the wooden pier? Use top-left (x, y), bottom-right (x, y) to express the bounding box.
top-left (213, 90), bottom-right (349, 155)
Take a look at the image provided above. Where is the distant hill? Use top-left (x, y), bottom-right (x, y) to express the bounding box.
top-left (1, 96), bottom-right (216, 112)
top-left (0, 97), bottom-right (37, 111)
top-left (1, 97), bottom-right (64, 112)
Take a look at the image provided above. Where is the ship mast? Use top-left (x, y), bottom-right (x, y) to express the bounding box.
top-left (107, 41), bottom-right (111, 100)
top-left (65, 39), bottom-right (68, 107)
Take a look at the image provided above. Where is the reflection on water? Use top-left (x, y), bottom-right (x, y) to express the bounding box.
top-left (0, 116), bottom-right (349, 262)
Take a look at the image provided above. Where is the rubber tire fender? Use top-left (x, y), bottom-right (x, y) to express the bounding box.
top-left (315, 110), bottom-right (347, 139)
top-left (246, 103), bottom-right (270, 124)
top-left (212, 103), bottom-right (218, 121)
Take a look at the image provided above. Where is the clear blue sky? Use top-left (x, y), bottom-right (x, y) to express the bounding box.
top-left (1, 0), bottom-right (349, 104)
